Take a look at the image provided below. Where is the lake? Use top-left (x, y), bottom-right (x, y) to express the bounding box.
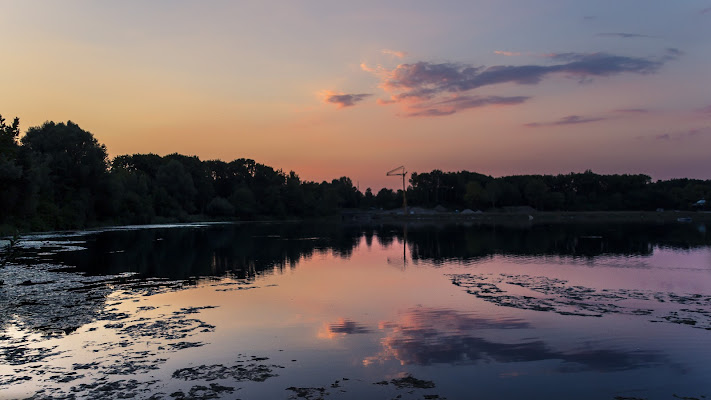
top-left (1, 221), bottom-right (710, 399)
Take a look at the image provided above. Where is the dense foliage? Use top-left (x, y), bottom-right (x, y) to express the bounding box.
top-left (1, 114), bottom-right (709, 231)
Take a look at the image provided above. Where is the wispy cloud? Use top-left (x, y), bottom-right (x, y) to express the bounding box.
top-left (407, 95), bottom-right (530, 117)
top-left (698, 105), bottom-right (711, 115)
top-left (597, 32), bottom-right (656, 39)
top-left (525, 115), bottom-right (606, 128)
top-left (382, 49), bottom-right (408, 59)
top-left (367, 50), bottom-right (677, 117)
top-left (494, 50), bottom-right (524, 57)
top-left (662, 48), bottom-right (683, 61)
top-left (700, 7), bottom-right (711, 14)
top-left (653, 127), bottom-right (711, 141)
top-left (322, 91), bottom-right (372, 108)
top-left (613, 108), bottom-right (649, 114)
top-left (636, 127), bottom-right (711, 142)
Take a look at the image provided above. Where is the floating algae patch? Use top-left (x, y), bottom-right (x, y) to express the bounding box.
top-left (10, 298), bottom-right (219, 399)
top-left (449, 273), bottom-right (711, 329)
top-left (0, 249), bottom-right (223, 399)
top-left (210, 280), bottom-right (259, 292)
top-left (170, 382), bottom-right (236, 399)
top-left (286, 386), bottom-right (327, 399)
top-left (117, 316), bottom-right (215, 340)
top-left (387, 374), bottom-right (436, 389)
top-left (168, 356), bottom-right (283, 398)
top-left (171, 359), bottom-right (282, 383)
top-left (28, 378), bottom-right (159, 400)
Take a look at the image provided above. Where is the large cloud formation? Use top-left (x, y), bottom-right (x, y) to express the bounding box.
top-left (362, 307), bottom-right (662, 369)
top-left (324, 49), bottom-right (679, 117)
top-left (366, 49), bottom-right (680, 117)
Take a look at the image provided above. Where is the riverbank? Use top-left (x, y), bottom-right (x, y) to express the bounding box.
top-left (345, 209), bottom-right (711, 225)
top-left (3, 210), bottom-right (709, 238)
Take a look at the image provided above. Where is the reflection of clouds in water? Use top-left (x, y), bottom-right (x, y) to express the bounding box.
top-left (318, 318), bottom-right (372, 339)
top-left (364, 307), bottom-right (662, 372)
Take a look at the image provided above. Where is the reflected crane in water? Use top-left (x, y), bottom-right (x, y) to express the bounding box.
top-left (386, 166), bottom-right (409, 268)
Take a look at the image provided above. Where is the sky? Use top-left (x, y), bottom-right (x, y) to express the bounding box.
top-left (1, 0), bottom-right (710, 190)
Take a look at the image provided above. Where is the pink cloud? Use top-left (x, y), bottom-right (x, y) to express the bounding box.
top-left (381, 49), bottom-right (408, 59)
top-left (494, 50), bottom-right (523, 57)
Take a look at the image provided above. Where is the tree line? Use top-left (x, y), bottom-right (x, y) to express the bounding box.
top-left (1, 114), bottom-right (710, 231)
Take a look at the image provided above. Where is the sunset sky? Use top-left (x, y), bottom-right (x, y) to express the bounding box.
top-left (1, 1), bottom-right (710, 190)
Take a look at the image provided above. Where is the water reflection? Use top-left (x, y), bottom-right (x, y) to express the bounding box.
top-left (4, 221), bottom-right (708, 336)
top-left (44, 223), bottom-right (363, 279)
top-left (318, 318), bottom-right (372, 339)
top-left (2, 222), bottom-right (710, 399)
top-left (29, 221), bottom-right (711, 279)
top-left (365, 307), bottom-right (663, 372)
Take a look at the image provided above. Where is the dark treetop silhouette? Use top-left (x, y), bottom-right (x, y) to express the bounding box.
top-left (0, 114), bottom-right (709, 232)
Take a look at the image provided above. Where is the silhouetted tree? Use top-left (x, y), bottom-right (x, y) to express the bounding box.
top-left (20, 121), bottom-right (110, 228)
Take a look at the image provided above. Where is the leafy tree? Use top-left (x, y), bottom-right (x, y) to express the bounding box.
top-left (484, 180), bottom-right (502, 209)
top-left (156, 160), bottom-right (197, 214)
top-left (0, 115), bottom-right (22, 223)
top-left (524, 179), bottom-right (548, 209)
top-left (206, 197), bottom-right (235, 217)
top-left (463, 181), bottom-right (485, 209)
top-left (20, 121), bottom-right (110, 228)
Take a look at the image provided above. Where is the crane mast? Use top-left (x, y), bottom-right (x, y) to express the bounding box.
top-left (386, 166), bottom-right (408, 214)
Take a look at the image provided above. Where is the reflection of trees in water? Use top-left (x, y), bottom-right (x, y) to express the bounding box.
top-left (405, 223), bottom-right (711, 265)
top-left (39, 222), bottom-right (711, 279)
top-left (49, 223), bottom-right (364, 280)
top-left (364, 307), bottom-right (663, 371)
top-left (3, 221), bottom-right (709, 345)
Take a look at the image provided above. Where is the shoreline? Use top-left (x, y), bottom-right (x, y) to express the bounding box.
top-left (2, 210), bottom-right (709, 238)
top-left (345, 209), bottom-right (711, 225)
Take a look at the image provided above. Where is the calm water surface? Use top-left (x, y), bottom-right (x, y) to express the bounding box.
top-left (1, 222), bottom-right (710, 399)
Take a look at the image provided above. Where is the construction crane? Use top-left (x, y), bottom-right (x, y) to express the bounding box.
top-left (386, 166), bottom-right (408, 213)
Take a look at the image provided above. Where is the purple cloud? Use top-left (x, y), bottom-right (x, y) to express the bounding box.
top-left (655, 133), bottom-right (671, 140)
top-left (384, 52), bottom-right (667, 97)
top-left (613, 108), bottom-right (649, 114)
top-left (323, 92), bottom-right (372, 108)
top-left (368, 50), bottom-right (678, 117)
top-left (644, 127), bottom-right (711, 141)
top-left (525, 115), bottom-right (606, 128)
top-left (406, 95), bottom-right (530, 117)
top-left (407, 108), bottom-right (457, 117)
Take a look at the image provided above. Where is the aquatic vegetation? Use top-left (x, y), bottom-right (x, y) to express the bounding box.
top-left (449, 273), bottom-right (711, 329)
top-left (170, 383), bottom-right (236, 399)
top-left (286, 386), bottom-right (327, 399)
top-left (171, 359), bottom-right (281, 382)
top-left (1, 223), bottom-right (709, 399)
top-left (389, 375), bottom-right (436, 389)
